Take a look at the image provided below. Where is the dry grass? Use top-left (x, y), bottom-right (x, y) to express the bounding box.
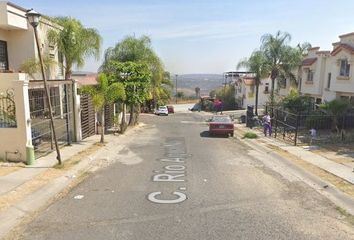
top-left (0, 167), bottom-right (22, 177)
top-left (53, 143), bottom-right (103, 170)
top-left (336, 206), bottom-right (354, 225)
top-left (265, 143), bottom-right (354, 198)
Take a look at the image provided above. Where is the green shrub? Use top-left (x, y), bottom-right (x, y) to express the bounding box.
top-left (243, 132), bottom-right (258, 139)
top-left (305, 115), bottom-right (332, 129)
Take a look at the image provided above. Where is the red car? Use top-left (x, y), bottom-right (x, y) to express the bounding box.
top-left (167, 105), bottom-right (174, 114)
top-left (209, 115), bottom-right (234, 137)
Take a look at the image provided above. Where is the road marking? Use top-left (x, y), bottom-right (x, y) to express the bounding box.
top-left (148, 138), bottom-right (188, 204)
top-left (147, 191), bottom-right (187, 204)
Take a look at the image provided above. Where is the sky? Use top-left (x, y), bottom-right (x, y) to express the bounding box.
top-left (14, 0), bottom-right (354, 74)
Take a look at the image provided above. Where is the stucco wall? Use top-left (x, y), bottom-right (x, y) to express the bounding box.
top-left (0, 2), bottom-right (63, 80)
top-left (6, 29), bottom-right (36, 72)
top-left (0, 73), bottom-right (31, 162)
top-left (327, 50), bottom-right (354, 94)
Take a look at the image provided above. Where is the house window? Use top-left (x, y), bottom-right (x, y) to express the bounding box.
top-left (307, 69), bottom-right (314, 82)
top-left (58, 52), bottom-right (64, 76)
top-left (327, 73), bottom-right (331, 89)
top-left (264, 83), bottom-right (269, 93)
top-left (0, 40), bottom-right (9, 71)
top-left (339, 59), bottom-right (350, 77)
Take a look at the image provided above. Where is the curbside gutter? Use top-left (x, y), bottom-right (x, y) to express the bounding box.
top-left (235, 127), bottom-right (354, 216)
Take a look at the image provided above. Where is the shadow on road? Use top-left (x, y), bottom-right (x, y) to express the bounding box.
top-left (200, 131), bottom-right (229, 138)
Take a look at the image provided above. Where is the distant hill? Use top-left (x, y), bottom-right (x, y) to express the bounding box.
top-left (175, 74), bottom-right (223, 96)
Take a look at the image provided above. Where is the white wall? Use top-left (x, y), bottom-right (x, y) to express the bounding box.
top-left (0, 73), bottom-right (31, 162)
top-left (327, 50), bottom-right (354, 94)
top-left (0, 2), bottom-right (63, 80)
top-left (301, 59), bottom-right (322, 96)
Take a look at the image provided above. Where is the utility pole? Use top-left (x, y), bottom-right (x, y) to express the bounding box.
top-left (27, 10), bottom-right (62, 164)
top-left (175, 74), bottom-right (178, 104)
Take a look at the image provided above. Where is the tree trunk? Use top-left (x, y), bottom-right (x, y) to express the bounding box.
top-left (64, 66), bottom-right (72, 80)
top-left (128, 104), bottom-right (134, 126)
top-left (270, 77), bottom-right (275, 105)
top-left (120, 103), bottom-right (127, 133)
top-left (100, 108), bottom-right (105, 143)
top-left (134, 104), bottom-right (141, 125)
top-left (255, 83), bottom-right (259, 116)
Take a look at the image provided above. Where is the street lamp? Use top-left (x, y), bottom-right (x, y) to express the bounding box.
top-left (175, 74), bottom-right (178, 104)
top-left (26, 9), bottom-right (62, 164)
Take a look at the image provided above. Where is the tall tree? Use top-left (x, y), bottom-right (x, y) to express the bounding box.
top-left (105, 61), bottom-right (151, 127)
top-left (47, 17), bottom-right (102, 79)
top-left (295, 42), bottom-right (312, 89)
top-left (261, 31), bottom-right (301, 104)
top-left (237, 50), bottom-right (269, 115)
top-left (101, 35), bottom-right (169, 118)
top-left (81, 73), bottom-right (125, 143)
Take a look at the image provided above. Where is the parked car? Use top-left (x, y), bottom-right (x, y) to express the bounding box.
top-left (189, 103), bottom-right (201, 112)
top-left (167, 105), bottom-right (174, 114)
top-left (157, 106), bottom-right (169, 116)
top-left (208, 115), bottom-right (234, 137)
top-left (31, 128), bottom-right (42, 149)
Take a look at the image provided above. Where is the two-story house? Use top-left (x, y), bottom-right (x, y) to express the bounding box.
top-left (300, 32), bottom-right (354, 105)
top-left (230, 71), bottom-right (271, 109)
top-left (325, 33), bottom-right (354, 104)
top-left (299, 47), bottom-right (330, 104)
top-left (0, 2), bottom-right (77, 162)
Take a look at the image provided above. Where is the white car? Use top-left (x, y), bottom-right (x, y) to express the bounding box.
top-left (157, 106), bottom-right (169, 116)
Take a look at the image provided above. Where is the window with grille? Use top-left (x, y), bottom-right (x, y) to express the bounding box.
top-left (307, 69), bottom-right (314, 82)
top-left (339, 59), bottom-right (350, 77)
top-left (0, 41), bottom-right (9, 71)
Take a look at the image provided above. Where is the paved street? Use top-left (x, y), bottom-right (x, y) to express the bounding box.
top-left (15, 112), bottom-right (354, 240)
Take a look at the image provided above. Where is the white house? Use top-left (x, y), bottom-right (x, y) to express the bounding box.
top-left (299, 47), bottom-right (330, 104)
top-left (230, 71), bottom-right (271, 109)
top-left (0, 2), bottom-right (81, 162)
top-left (325, 32), bottom-right (354, 104)
top-left (300, 32), bottom-right (354, 105)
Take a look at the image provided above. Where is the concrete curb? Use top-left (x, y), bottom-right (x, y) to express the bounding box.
top-left (0, 139), bottom-right (111, 240)
top-left (235, 130), bottom-right (354, 216)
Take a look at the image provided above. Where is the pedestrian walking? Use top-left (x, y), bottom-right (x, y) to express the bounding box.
top-left (219, 100), bottom-right (224, 115)
top-left (262, 113), bottom-right (272, 136)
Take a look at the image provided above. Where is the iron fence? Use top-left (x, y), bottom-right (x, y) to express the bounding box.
top-left (0, 88), bottom-right (16, 128)
top-left (29, 80), bottom-right (74, 158)
top-left (262, 104), bottom-right (354, 146)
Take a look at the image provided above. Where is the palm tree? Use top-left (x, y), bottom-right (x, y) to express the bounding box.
top-left (261, 31), bottom-right (301, 104)
top-left (237, 50), bottom-right (269, 115)
top-left (320, 99), bottom-right (350, 134)
top-left (195, 87), bottom-right (201, 99)
top-left (47, 17), bottom-right (102, 80)
top-left (81, 73), bottom-right (125, 143)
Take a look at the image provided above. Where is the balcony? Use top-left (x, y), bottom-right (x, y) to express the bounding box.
top-left (0, 2), bottom-right (28, 30)
top-left (0, 72), bottom-right (27, 83)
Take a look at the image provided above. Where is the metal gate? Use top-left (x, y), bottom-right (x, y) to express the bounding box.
top-left (104, 103), bottom-right (114, 130)
top-left (29, 80), bottom-right (74, 158)
top-left (80, 94), bottom-right (95, 139)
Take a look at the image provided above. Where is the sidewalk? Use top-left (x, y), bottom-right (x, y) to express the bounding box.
top-left (0, 135), bottom-right (99, 196)
top-left (0, 134), bottom-right (104, 239)
top-left (235, 123), bottom-right (354, 184)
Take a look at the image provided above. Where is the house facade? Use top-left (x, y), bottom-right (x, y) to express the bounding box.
top-left (227, 71), bottom-right (271, 109)
top-left (0, 2), bottom-right (81, 162)
top-left (300, 32), bottom-right (354, 105)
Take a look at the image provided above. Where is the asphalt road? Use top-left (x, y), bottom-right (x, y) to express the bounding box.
top-left (16, 112), bottom-right (354, 240)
